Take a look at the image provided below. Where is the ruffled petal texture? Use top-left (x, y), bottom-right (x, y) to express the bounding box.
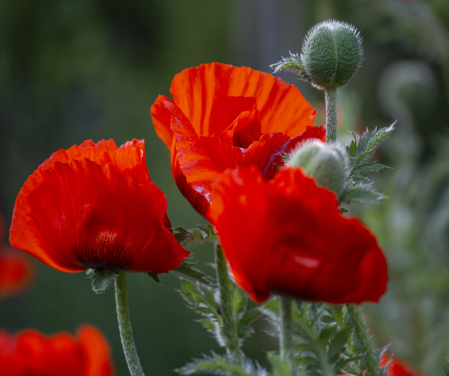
top-left (10, 139), bottom-right (189, 274)
top-left (208, 167), bottom-right (388, 305)
top-left (0, 325), bottom-right (114, 376)
top-left (151, 63), bottom-right (324, 217)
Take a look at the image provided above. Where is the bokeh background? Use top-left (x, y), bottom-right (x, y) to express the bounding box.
top-left (1, 0), bottom-right (449, 374)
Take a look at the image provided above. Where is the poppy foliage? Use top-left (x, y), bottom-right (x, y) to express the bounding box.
top-left (9, 139), bottom-right (189, 274)
top-left (0, 325), bottom-right (114, 376)
top-left (151, 63), bottom-right (325, 216)
top-left (208, 167), bottom-right (388, 304)
top-left (0, 215), bottom-right (34, 300)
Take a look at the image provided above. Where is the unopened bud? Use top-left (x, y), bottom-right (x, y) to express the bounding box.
top-left (301, 20), bottom-right (363, 90)
top-left (287, 140), bottom-right (348, 197)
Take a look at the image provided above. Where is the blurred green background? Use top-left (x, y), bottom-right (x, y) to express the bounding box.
top-left (1, 0), bottom-right (449, 374)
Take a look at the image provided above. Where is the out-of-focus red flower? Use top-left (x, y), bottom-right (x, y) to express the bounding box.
top-left (10, 139), bottom-right (189, 274)
top-left (208, 166), bottom-right (388, 304)
top-left (0, 325), bottom-right (115, 376)
top-left (0, 215), bottom-right (34, 299)
top-left (380, 354), bottom-right (423, 376)
top-left (342, 354), bottom-right (422, 376)
top-left (151, 63), bottom-right (325, 216)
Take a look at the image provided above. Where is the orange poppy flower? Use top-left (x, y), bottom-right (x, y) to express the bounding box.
top-left (9, 139), bottom-right (189, 273)
top-left (208, 167), bottom-right (388, 304)
top-left (0, 325), bottom-right (114, 376)
top-left (151, 63), bottom-right (325, 216)
top-left (0, 215), bottom-right (34, 299)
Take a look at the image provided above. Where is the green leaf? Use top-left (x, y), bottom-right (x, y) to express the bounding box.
top-left (340, 184), bottom-right (385, 205)
top-left (267, 353), bottom-right (294, 376)
top-left (173, 225), bottom-right (216, 247)
top-left (172, 260), bottom-right (213, 286)
top-left (270, 51), bottom-right (303, 74)
top-left (327, 327), bottom-right (351, 363)
top-left (353, 162), bottom-right (388, 175)
top-left (147, 272), bottom-right (161, 284)
top-left (237, 307), bottom-right (263, 338)
top-left (87, 269), bottom-right (116, 294)
top-left (177, 352), bottom-right (268, 376)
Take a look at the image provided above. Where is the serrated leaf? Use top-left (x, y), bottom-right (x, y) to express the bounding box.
top-left (340, 185), bottom-right (385, 205)
top-left (353, 163), bottom-right (388, 175)
top-left (267, 353), bottom-right (294, 376)
top-left (238, 307), bottom-right (263, 338)
top-left (173, 225), bottom-right (216, 246)
top-left (88, 269), bottom-right (116, 294)
top-left (270, 52), bottom-right (303, 74)
top-left (327, 327), bottom-right (351, 363)
top-left (172, 260), bottom-right (213, 286)
top-left (177, 352), bottom-right (268, 376)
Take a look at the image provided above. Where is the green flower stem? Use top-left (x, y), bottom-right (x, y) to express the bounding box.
top-left (215, 242), bottom-right (243, 364)
top-left (347, 304), bottom-right (380, 376)
top-left (279, 296), bottom-right (295, 371)
top-left (115, 272), bottom-right (145, 376)
top-left (325, 87), bottom-right (337, 143)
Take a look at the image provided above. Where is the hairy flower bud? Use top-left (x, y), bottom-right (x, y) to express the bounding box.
top-left (301, 20), bottom-right (363, 90)
top-left (286, 140), bottom-right (348, 196)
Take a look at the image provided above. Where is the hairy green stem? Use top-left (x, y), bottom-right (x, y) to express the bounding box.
top-left (215, 242), bottom-right (243, 364)
top-left (115, 272), bottom-right (145, 376)
top-left (325, 87), bottom-right (337, 143)
top-left (347, 304), bottom-right (380, 376)
top-left (279, 296), bottom-right (295, 371)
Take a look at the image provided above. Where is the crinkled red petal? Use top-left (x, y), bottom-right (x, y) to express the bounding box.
top-left (170, 103), bottom-right (222, 205)
top-left (150, 95), bottom-right (178, 150)
top-left (261, 125), bottom-right (326, 179)
top-left (170, 63), bottom-right (316, 137)
top-left (208, 166), bottom-right (388, 304)
top-left (23, 158), bottom-right (188, 273)
top-left (0, 326), bottom-right (115, 376)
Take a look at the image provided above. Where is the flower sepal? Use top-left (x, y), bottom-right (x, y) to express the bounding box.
top-left (87, 269), bottom-right (117, 294)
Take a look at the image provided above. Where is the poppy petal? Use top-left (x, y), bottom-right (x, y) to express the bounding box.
top-left (209, 166), bottom-right (388, 304)
top-left (170, 63), bottom-right (316, 138)
top-left (150, 95), bottom-right (177, 150)
top-left (0, 326), bottom-right (115, 376)
top-left (170, 103), bottom-right (222, 204)
top-left (261, 125), bottom-right (327, 179)
top-left (24, 158), bottom-right (188, 273)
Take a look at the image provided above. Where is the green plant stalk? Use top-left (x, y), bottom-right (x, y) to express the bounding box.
top-left (215, 242), bottom-right (243, 364)
top-left (279, 296), bottom-right (295, 371)
top-left (325, 87), bottom-right (337, 143)
top-left (115, 272), bottom-right (145, 376)
top-left (347, 304), bottom-right (380, 376)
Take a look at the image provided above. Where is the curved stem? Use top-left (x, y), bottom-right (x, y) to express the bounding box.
top-left (347, 304), bottom-right (380, 376)
top-left (115, 272), bottom-right (145, 376)
top-left (279, 296), bottom-right (295, 371)
top-left (325, 87), bottom-right (337, 143)
top-left (215, 242), bottom-right (243, 364)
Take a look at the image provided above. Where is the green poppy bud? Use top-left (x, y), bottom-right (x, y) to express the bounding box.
top-left (301, 20), bottom-right (363, 90)
top-left (286, 140), bottom-right (349, 197)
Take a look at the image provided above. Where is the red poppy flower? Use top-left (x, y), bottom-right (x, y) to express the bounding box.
top-left (0, 215), bottom-right (34, 299)
top-left (342, 354), bottom-right (422, 376)
top-left (380, 354), bottom-right (423, 376)
top-left (9, 139), bottom-right (189, 274)
top-left (208, 166), bottom-right (388, 304)
top-left (151, 63), bottom-right (325, 216)
top-left (0, 325), bottom-right (115, 376)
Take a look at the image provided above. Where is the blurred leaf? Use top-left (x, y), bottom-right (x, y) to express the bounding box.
top-left (172, 260), bottom-right (213, 286)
